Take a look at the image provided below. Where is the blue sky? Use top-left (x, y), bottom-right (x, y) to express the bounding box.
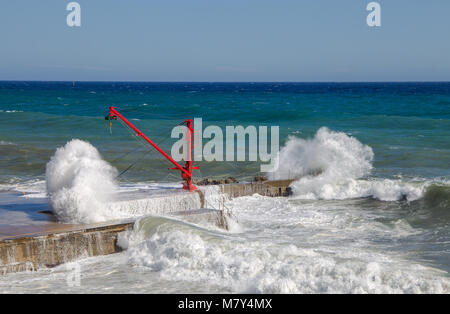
top-left (0, 0), bottom-right (449, 81)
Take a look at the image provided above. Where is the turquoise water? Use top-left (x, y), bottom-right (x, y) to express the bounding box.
top-left (1, 81), bottom-right (449, 183)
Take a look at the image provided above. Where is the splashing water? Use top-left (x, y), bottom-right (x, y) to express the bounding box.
top-left (44, 140), bottom-right (227, 224)
top-left (270, 127), bottom-right (426, 201)
top-left (116, 206), bottom-right (450, 294)
top-left (46, 139), bottom-right (119, 223)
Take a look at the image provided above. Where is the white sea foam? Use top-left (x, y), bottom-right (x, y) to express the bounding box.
top-left (1, 189), bottom-right (448, 294)
top-left (120, 215), bottom-right (449, 293)
top-left (0, 140), bottom-right (15, 145)
top-left (270, 127), bottom-right (426, 201)
top-left (45, 139), bottom-right (120, 223)
top-left (44, 140), bottom-right (222, 223)
top-left (109, 191), bottom-right (201, 217)
top-left (270, 127), bottom-right (374, 180)
top-left (199, 185), bottom-right (230, 208)
top-left (0, 179), bottom-right (46, 194)
top-left (115, 194), bottom-right (449, 293)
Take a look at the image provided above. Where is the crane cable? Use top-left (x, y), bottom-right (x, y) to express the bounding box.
top-left (111, 118), bottom-right (184, 180)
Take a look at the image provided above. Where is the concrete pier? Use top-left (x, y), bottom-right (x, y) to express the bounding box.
top-left (0, 180), bottom-right (293, 275)
top-left (220, 180), bottom-right (293, 199)
top-left (0, 220), bottom-right (133, 274)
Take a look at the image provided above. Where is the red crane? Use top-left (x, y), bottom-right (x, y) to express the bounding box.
top-left (106, 106), bottom-right (198, 191)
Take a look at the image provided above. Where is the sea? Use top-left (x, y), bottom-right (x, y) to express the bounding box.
top-left (0, 81), bottom-right (449, 293)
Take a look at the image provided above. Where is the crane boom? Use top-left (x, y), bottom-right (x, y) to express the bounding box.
top-left (106, 106), bottom-right (198, 191)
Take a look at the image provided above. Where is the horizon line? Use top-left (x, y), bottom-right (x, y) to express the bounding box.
top-left (1, 80), bottom-right (450, 84)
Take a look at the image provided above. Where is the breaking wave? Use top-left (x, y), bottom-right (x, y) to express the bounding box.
top-left (422, 185), bottom-right (450, 209)
top-left (44, 140), bottom-right (231, 224)
top-left (118, 216), bottom-right (450, 293)
top-left (46, 139), bottom-right (120, 223)
top-left (407, 184), bottom-right (450, 225)
top-left (270, 127), bottom-right (428, 201)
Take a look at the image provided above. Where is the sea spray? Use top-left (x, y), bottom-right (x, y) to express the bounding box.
top-left (270, 127), bottom-right (426, 201)
top-left (44, 140), bottom-right (229, 223)
top-left (46, 139), bottom-right (119, 223)
top-left (270, 127), bottom-right (374, 180)
top-left (119, 214), bottom-right (450, 293)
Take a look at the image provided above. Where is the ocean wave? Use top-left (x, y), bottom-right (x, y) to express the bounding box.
top-left (291, 177), bottom-right (427, 201)
top-left (46, 139), bottom-right (120, 223)
top-left (407, 184), bottom-right (450, 224)
top-left (0, 178), bottom-right (46, 193)
top-left (423, 184), bottom-right (450, 207)
top-left (269, 127), bottom-right (435, 201)
top-left (0, 140), bottom-right (16, 146)
top-left (44, 140), bottom-right (232, 223)
top-left (119, 216), bottom-right (450, 293)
